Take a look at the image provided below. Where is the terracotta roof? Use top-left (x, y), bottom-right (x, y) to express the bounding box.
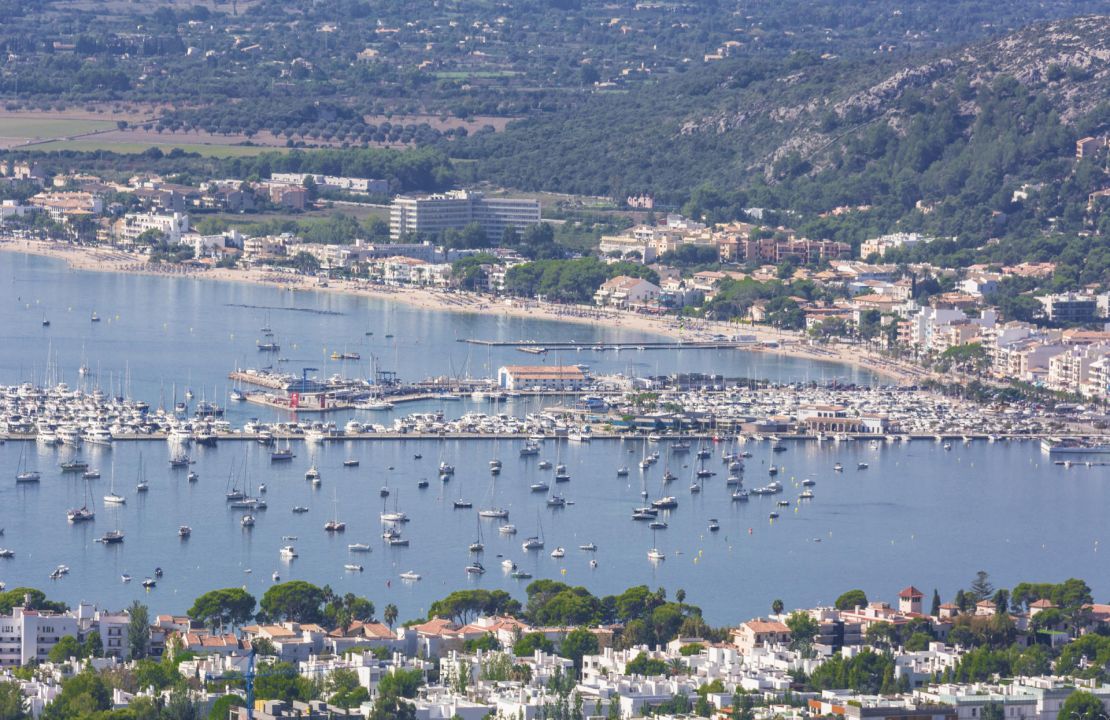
top-left (1029, 599), bottom-right (1056, 609)
top-left (410, 617), bottom-right (457, 635)
top-left (741, 620), bottom-right (790, 634)
top-left (899, 586), bottom-right (924, 599)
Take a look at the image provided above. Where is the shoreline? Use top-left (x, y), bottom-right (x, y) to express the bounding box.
top-left (0, 238), bottom-right (924, 383)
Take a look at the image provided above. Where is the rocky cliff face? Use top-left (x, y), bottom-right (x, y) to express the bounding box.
top-left (678, 15), bottom-right (1110, 178)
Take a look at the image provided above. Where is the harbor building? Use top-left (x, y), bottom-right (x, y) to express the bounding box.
top-left (497, 365), bottom-right (587, 391)
top-left (389, 190), bottom-right (540, 242)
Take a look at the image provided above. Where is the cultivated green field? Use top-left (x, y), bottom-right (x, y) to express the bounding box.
top-left (26, 140), bottom-right (286, 157)
top-left (0, 118), bottom-right (117, 139)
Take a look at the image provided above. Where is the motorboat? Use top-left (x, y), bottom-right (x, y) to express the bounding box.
top-left (305, 466), bottom-right (321, 482)
top-left (550, 547), bottom-right (565, 558)
top-left (178, 525), bottom-right (191, 538)
top-left (499, 524), bottom-right (517, 535)
top-left (479, 508), bottom-right (509, 519)
top-left (399, 571), bottom-right (421, 581)
top-left (579, 542), bottom-right (597, 551)
top-left (647, 548), bottom-right (665, 562)
top-left (343, 459), bottom-right (360, 467)
top-left (280, 545), bottom-right (298, 558)
top-left (99, 530), bottom-right (124, 544)
top-left (501, 558), bottom-right (516, 571)
top-left (141, 578), bottom-right (156, 588)
top-left (348, 543), bottom-right (372, 552)
top-left (708, 519), bottom-right (720, 532)
top-left (67, 506), bottom-right (95, 523)
top-left (344, 564), bottom-right (364, 572)
top-left (465, 561), bottom-right (485, 574)
top-left (241, 515), bottom-right (255, 527)
top-left (616, 466), bottom-right (629, 477)
top-left (83, 469), bottom-right (101, 480)
top-left (292, 505), bottom-right (309, 513)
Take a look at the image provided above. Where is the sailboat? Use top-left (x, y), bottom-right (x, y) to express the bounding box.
top-left (135, 452), bottom-right (149, 492)
top-left (324, 491), bottom-right (346, 532)
top-left (67, 479), bottom-right (95, 523)
top-left (99, 503), bottom-right (124, 544)
top-left (647, 527), bottom-right (665, 562)
top-left (104, 464), bottom-right (126, 505)
top-left (468, 517), bottom-right (484, 553)
top-left (453, 474), bottom-right (472, 509)
top-left (521, 512), bottom-right (545, 551)
top-left (15, 444), bottom-right (40, 484)
top-left (554, 442), bottom-right (570, 482)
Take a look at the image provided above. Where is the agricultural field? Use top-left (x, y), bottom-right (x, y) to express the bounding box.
top-left (0, 118), bottom-right (118, 148)
top-left (27, 140), bottom-right (282, 158)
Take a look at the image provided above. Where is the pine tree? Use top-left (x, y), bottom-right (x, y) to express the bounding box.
top-left (930, 589), bottom-right (941, 617)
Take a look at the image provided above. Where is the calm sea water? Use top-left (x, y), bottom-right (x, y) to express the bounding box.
top-left (0, 253), bottom-right (1106, 624)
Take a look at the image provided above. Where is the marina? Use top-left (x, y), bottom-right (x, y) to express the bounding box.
top-left (0, 251), bottom-right (1107, 624)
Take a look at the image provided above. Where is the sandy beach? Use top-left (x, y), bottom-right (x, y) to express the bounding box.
top-left (0, 238), bottom-right (926, 383)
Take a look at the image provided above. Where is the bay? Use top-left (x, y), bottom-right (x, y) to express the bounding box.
top-left (0, 253), bottom-right (1105, 624)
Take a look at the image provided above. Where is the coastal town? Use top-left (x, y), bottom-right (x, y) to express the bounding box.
top-left (1, 157), bottom-right (1108, 405)
top-left (1, 578), bottom-right (1109, 720)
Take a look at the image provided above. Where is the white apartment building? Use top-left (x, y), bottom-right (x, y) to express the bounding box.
top-left (860, 232), bottom-right (932, 259)
top-left (114, 212), bottom-right (190, 244)
top-left (598, 233), bottom-right (657, 263)
top-left (242, 234), bottom-right (292, 259)
top-left (1086, 355), bottom-right (1110, 400)
top-left (594, 276), bottom-right (662, 307)
top-left (1047, 343), bottom-right (1110, 396)
top-left (0, 607), bottom-right (79, 666)
top-left (389, 190), bottom-right (540, 242)
top-left (269, 173), bottom-right (389, 195)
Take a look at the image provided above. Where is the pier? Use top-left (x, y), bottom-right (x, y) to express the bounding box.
top-left (462, 339), bottom-right (758, 352)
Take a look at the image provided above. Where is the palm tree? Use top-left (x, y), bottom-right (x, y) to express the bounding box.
top-left (384, 603), bottom-right (398, 630)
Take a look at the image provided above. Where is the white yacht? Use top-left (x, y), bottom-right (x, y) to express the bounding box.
top-left (85, 426), bottom-right (113, 446)
top-left (347, 543), bottom-right (372, 553)
top-left (279, 545), bottom-right (297, 559)
top-left (399, 571), bottom-right (421, 581)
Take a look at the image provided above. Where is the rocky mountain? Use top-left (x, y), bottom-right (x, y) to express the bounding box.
top-left (462, 15), bottom-right (1110, 243)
